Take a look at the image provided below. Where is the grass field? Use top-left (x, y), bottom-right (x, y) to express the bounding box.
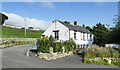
top-left (1, 26), bottom-right (44, 38)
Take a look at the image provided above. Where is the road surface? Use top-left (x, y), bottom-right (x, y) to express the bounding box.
top-left (2, 44), bottom-right (119, 68)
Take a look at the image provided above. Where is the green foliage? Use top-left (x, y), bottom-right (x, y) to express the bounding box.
top-left (37, 36), bottom-right (77, 53)
top-left (62, 39), bottom-right (76, 53)
top-left (37, 38), bottom-right (51, 53)
top-left (85, 23), bottom-right (110, 46)
top-left (92, 23), bottom-right (109, 46)
top-left (86, 59), bottom-right (120, 66)
top-left (111, 61), bottom-right (120, 66)
top-left (84, 54), bottom-right (88, 63)
top-left (88, 60), bottom-right (111, 65)
top-left (0, 13), bottom-right (8, 25)
top-left (85, 26), bottom-right (93, 32)
top-left (85, 45), bottom-right (119, 58)
top-left (2, 26), bottom-right (44, 38)
top-left (106, 16), bottom-right (120, 44)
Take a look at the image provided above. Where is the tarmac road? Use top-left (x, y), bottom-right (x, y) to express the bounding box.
top-left (2, 44), bottom-right (119, 68)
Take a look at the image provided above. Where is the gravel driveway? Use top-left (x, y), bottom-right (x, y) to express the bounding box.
top-left (2, 44), bottom-right (119, 68)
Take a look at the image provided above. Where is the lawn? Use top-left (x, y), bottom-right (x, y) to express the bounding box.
top-left (1, 26), bottom-right (44, 38)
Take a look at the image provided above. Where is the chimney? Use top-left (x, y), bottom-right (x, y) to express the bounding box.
top-left (83, 24), bottom-right (85, 28)
top-left (68, 22), bottom-right (70, 24)
top-left (55, 20), bottom-right (57, 23)
top-left (74, 20), bottom-right (77, 25)
top-left (64, 21), bottom-right (67, 23)
top-left (52, 21), bottom-right (55, 23)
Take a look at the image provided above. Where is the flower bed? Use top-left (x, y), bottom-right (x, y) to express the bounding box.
top-left (36, 35), bottom-right (77, 60)
top-left (84, 44), bottom-right (119, 66)
top-left (36, 51), bottom-right (73, 60)
top-left (37, 35), bottom-right (76, 53)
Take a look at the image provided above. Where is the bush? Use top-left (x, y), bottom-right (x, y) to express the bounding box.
top-left (37, 36), bottom-right (77, 53)
top-left (85, 45), bottom-right (119, 58)
top-left (84, 44), bottom-right (120, 66)
top-left (84, 54), bottom-right (88, 63)
top-left (111, 61), bottom-right (120, 66)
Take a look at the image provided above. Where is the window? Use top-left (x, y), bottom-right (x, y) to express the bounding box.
top-left (90, 34), bottom-right (92, 41)
top-left (87, 33), bottom-right (89, 41)
top-left (53, 30), bottom-right (59, 40)
top-left (74, 30), bottom-right (77, 40)
top-left (41, 35), bottom-right (45, 38)
top-left (81, 44), bottom-right (83, 48)
top-left (83, 32), bottom-right (85, 41)
top-left (81, 32), bottom-right (82, 40)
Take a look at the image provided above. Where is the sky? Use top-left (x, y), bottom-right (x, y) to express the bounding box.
top-left (2, 2), bottom-right (118, 30)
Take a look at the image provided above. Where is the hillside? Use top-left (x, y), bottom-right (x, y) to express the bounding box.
top-left (1, 26), bottom-right (44, 38)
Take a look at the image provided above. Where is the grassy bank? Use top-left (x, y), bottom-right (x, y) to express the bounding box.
top-left (1, 26), bottom-right (44, 38)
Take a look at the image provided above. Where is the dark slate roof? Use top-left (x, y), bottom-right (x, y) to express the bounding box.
top-left (57, 20), bottom-right (91, 33)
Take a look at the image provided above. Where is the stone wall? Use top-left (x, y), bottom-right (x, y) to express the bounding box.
top-left (1, 38), bottom-right (37, 43)
top-left (36, 47), bottom-right (74, 60)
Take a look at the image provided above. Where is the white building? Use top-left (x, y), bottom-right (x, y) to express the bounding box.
top-left (3, 24), bottom-right (21, 29)
top-left (42, 20), bottom-right (94, 48)
top-left (105, 44), bottom-right (120, 48)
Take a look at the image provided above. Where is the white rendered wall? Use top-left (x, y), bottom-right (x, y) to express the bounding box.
top-left (42, 21), bottom-right (94, 47)
top-left (69, 30), bottom-right (93, 46)
top-left (42, 21), bottom-right (69, 41)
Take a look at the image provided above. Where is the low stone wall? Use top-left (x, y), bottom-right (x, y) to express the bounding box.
top-left (0, 38), bottom-right (37, 48)
top-left (36, 51), bottom-right (73, 60)
top-left (88, 57), bottom-right (117, 64)
top-left (1, 38), bottom-right (37, 43)
top-left (36, 47), bottom-right (73, 60)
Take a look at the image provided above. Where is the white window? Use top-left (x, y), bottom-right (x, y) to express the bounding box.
top-left (83, 32), bottom-right (85, 41)
top-left (53, 30), bottom-right (59, 40)
top-left (90, 34), bottom-right (92, 41)
top-left (80, 32), bottom-right (82, 40)
top-left (87, 33), bottom-right (89, 41)
top-left (74, 30), bottom-right (77, 40)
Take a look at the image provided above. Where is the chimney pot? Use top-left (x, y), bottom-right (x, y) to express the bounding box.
top-left (74, 20), bottom-right (77, 25)
top-left (83, 25), bottom-right (85, 28)
top-left (64, 21), bottom-right (67, 23)
top-left (68, 22), bottom-right (70, 24)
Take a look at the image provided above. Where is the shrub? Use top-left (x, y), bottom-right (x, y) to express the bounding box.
top-left (111, 61), bottom-right (120, 66)
top-left (84, 54), bottom-right (88, 63)
top-left (37, 36), bottom-right (77, 53)
top-left (84, 44), bottom-right (120, 66)
top-left (85, 45), bottom-right (119, 59)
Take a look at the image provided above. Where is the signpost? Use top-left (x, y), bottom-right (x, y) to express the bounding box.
top-left (24, 19), bottom-right (26, 38)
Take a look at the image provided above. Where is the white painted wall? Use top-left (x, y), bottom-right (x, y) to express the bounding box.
top-left (42, 20), bottom-right (94, 47)
top-left (42, 21), bottom-right (69, 41)
top-left (69, 30), bottom-right (93, 47)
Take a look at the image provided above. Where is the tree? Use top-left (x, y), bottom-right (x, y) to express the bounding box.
top-left (0, 13), bottom-right (8, 25)
top-left (85, 26), bottom-right (93, 32)
top-left (92, 22), bottom-right (109, 46)
top-left (109, 15), bottom-right (120, 44)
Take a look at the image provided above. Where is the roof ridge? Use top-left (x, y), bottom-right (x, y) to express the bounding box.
top-left (57, 20), bottom-right (90, 33)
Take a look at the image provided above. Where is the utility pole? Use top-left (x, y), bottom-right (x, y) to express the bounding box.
top-left (24, 19), bottom-right (26, 38)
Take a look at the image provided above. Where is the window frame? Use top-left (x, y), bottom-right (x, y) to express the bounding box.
top-left (74, 30), bottom-right (77, 40)
top-left (83, 32), bottom-right (85, 41)
top-left (53, 30), bottom-right (59, 40)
